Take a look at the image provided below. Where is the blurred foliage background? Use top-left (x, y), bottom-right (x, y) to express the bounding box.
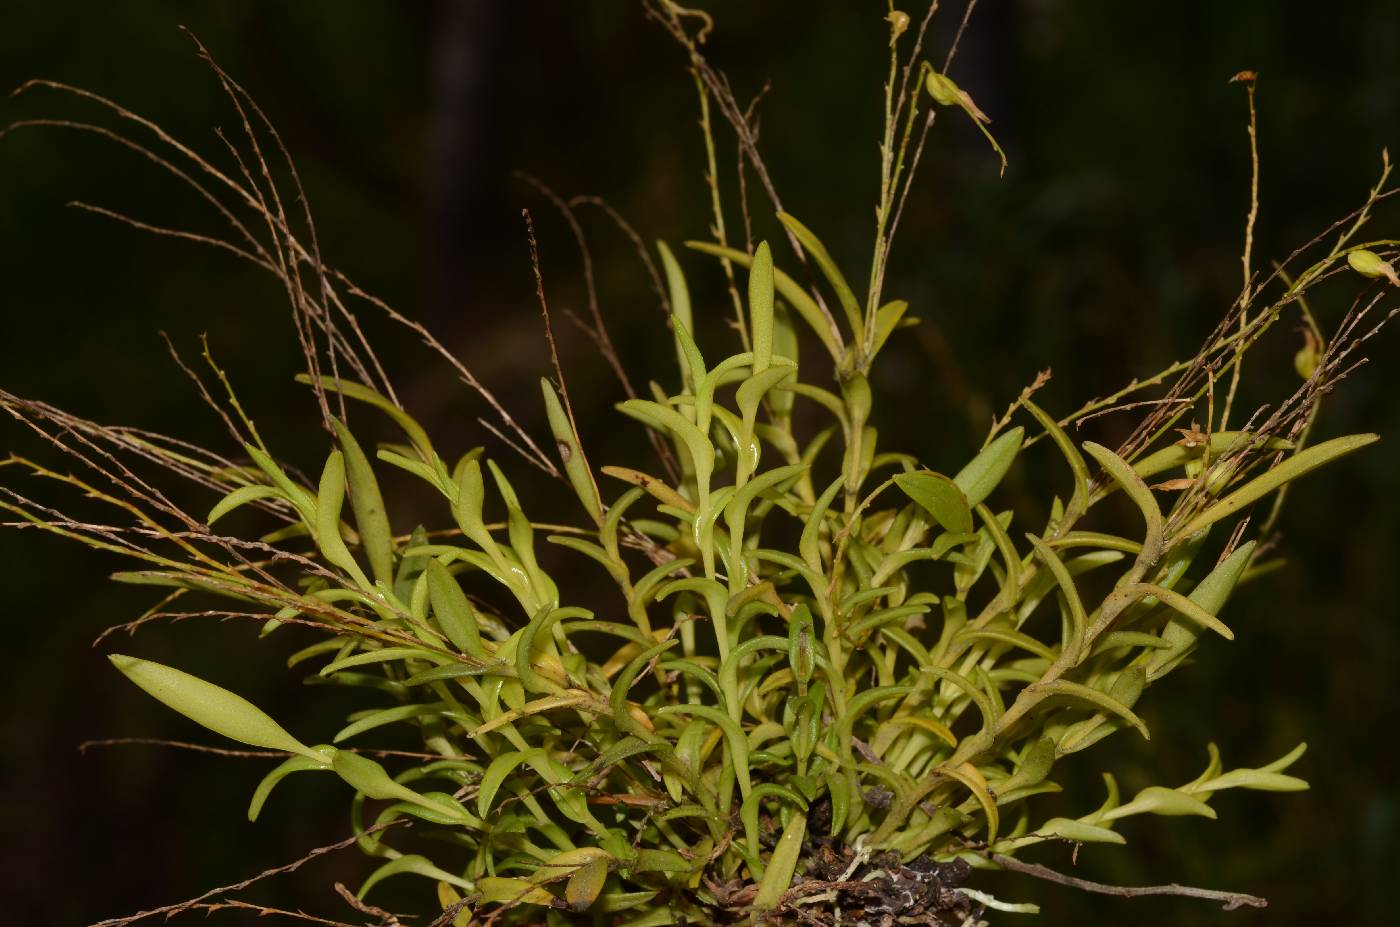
top-left (1, 1), bottom-right (1397, 923)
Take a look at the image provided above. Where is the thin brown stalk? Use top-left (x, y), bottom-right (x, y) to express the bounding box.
top-left (0, 106), bottom-right (272, 261)
top-left (89, 821), bottom-right (408, 927)
top-left (188, 33), bottom-right (341, 427)
top-left (568, 194), bottom-right (671, 314)
top-left (68, 201), bottom-right (271, 268)
top-left (520, 176), bottom-right (634, 396)
top-left (523, 208), bottom-right (606, 513)
top-left (644, 0), bottom-right (844, 350)
top-left (942, 0), bottom-right (981, 71)
top-left (989, 854), bottom-right (1267, 911)
top-left (1220, 71), bottom-right (1261, 431)
top-left (159, 333), bottom-right (249, 451)
top-left (332, 270), bottom-right (560, 477)
top-left (174, 900), bottom-right (366, 927)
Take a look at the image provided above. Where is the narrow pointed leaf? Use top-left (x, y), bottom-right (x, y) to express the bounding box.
top-left (1084, 441), bottom-right (1163, 556)
top-left (331, 418), bottom-right (395, 587)
top-left (541, 378), bottom-right (603, 525)
top-left (776, 213), bottom-right (862, 342)
top-left (1104, 786), bottom-right (1216, 821)
top-left (207, 484), bottom-right (285, 525)
top-left (426, 559), bottom-right (484, 656)
top-left (247, 753), bottom-right (332, 821)
top-left (749, 240), bottom-right (775, 372)
top-left (315, 449), bottom-right (371, 588)
top-left (109, 654), bottom-right (320, 759)
top-left (1040, 817), bottom-right (1125, 844)
top-left (896, 471), bottom-right (973, 534)
top-left (359, 855), bottom-right (472, 901)
top-left (1032, 678), bottom-right (1150, 739)
top-left (299, 375), bottom-right (438, 466)
top-left (1023, 401), bottom-right (1089, 521)
top-left (685, 241), bottom-right (843, 362)
top-left (1178, 434), bottom-right (1378, 537)
top-left (332, 749), bottom-right (468, 821)
top-left (955, 427), bottom-right (1023, 507)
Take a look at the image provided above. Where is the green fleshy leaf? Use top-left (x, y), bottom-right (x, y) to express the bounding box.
top-left (955, 427), bottom-right (1023, 507)
top-left (109, 654), bottom-right (320, 759)
top-left (895, 471), bottom-right (973, 534)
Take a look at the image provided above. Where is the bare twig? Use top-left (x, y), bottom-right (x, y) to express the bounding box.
top-left (173, 900), bottom-right (366, 927)
top-left (90, 822), bottom-right (408, 926)
top-left (1220, 70), bottom-right (1261, 431)
top-left (78, 736), bottom-right (469, 763)
top-left (519, 176), bottom-right (632, 394)
top-left (79, 737), bottom-right (288, 758)
top-left (568, 194), bottom-right (671, 315)
top-left (643, 0), bottom-right (844, 351)
top-left (523, 208), bottom-right (606, 514)
top-left (989, 853), bottom-right (1268, 911)
top-left (334, 882), bottom-right (411, 926)
top-left (943, 0), bottom-right (981, 71)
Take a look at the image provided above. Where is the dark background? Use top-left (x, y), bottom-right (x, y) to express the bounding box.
top-left (2, 1), bottom-right (1397, 924)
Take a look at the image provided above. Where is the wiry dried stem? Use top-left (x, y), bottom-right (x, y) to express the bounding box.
top-left (989, 854), bottom-right (1267, 911)
top-left (523, 182), bottom-right (683, 482)
top-left (523, 209), bottom-right (606, 507)
top-left (8, 53), bottom-right (562, 476)
top-left (644, 0), bottom-right (845, 353)
top-left (80, 737), bottom-right (471, 764)
top-left (1219, 70), bottom-right (1261, 432)
top-left (569, 194), bottom-right (672, 315)
top-left (89, 822), bottom-right (407, 927)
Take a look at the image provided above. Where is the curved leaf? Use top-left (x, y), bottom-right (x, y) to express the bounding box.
top-left (776, 213), bottom-right (862, 342)
top-left (1032, 679), bottom-right (1150, 740)
top-left (426, 558), bottom-right (484, 656)
top-left (247, 753), bottom-right (332, 821)
top-left (359, 855), bottom-right (472, 900)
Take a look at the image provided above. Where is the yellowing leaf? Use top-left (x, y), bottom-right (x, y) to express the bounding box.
top-left (476, 876), bottom-right (555, 907)
top-left (565, 858), bottom-right (608, 911)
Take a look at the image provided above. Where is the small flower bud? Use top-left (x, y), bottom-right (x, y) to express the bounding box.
top-left (1203, 459), bottom-right (1237, 496)
top-left (788, 604), bottom-right (815, 694)
top-left (925, 70), bottom-right (961, 107)
top-left (1293, 328), bottom-right (1322, 380)
top-left (886, 10), bottom-right (910, 44)
top-left (1347, 248), bottom-right (1399, 285)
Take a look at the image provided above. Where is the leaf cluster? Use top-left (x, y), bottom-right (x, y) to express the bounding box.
top-left (2, 3), bottom-right (1397, 925)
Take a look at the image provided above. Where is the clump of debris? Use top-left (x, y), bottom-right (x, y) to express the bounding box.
top-left (705, 830), bottom-right (986, 926)
top-left (787, 838), bottom-right (985, 926)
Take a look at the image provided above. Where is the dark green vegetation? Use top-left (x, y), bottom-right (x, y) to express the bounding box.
top-left (2, 2), bottom-right (1398, 925)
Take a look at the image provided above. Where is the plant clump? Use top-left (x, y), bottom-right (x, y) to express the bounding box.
top-left (2, 3), bottom-right (1397, 925)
